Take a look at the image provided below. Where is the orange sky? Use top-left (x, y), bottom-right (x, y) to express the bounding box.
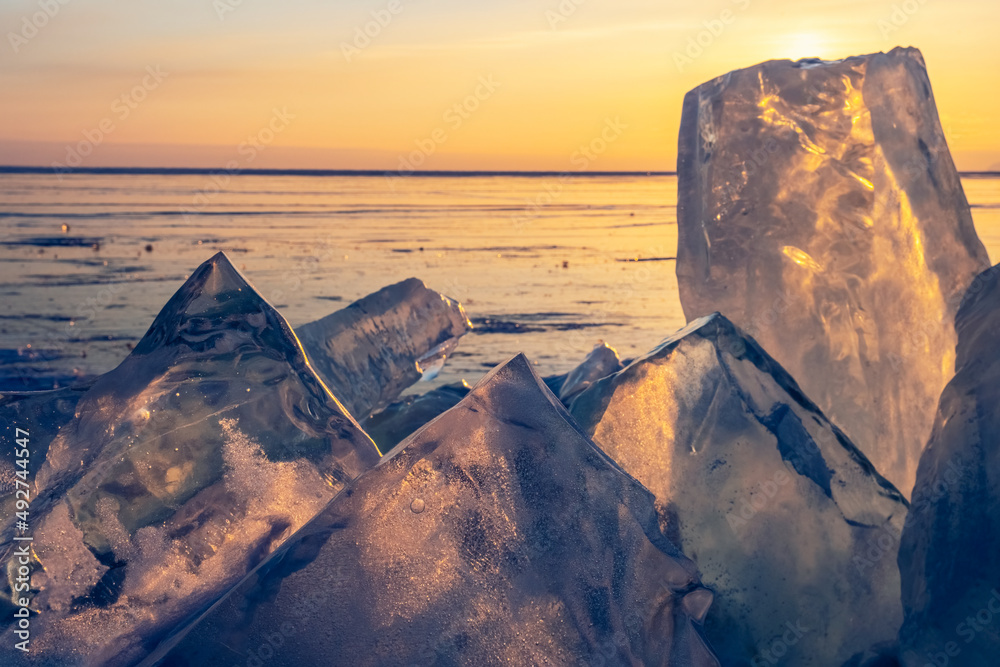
top-left (1, 0), bottom-right (998, 171)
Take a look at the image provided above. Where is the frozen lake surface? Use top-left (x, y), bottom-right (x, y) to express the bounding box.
top-left (1, 171), bottom-right (998, 392)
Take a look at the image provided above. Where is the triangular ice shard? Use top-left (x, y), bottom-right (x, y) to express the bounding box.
top-left (0, 252), bottom-right (380, 667)
top-left (570, 313), bottom-right (908, 666)
top-left (559, 342), bottom-right (623, 403)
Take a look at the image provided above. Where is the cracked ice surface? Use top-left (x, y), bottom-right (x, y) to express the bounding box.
top-left (151, 354), bottom-right (719, 667)
top-left (676, 47), bottom-right (989, 496)
top-left (569, 314), bottom-right (908, 666)
top-left (898, 263), bottom-right (1000, 666)
top-left (0, 252), bottom-right (380, 667)
top-left (296, 277), bottom-right (472, 421)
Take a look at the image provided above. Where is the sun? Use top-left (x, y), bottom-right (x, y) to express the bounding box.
top-left (780, 32), bottom-right (830, 61)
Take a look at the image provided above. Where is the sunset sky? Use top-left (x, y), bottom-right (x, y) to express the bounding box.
top-left (1, 0), bottom-right (998, 171)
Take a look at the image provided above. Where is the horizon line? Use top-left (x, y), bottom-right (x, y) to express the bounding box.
top-left (0, 165), bottom-right (677, 178)
top-left (2, 166), bottom-right (998, 178)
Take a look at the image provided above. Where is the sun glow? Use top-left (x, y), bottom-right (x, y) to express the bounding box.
top-left (780, 32), bottom-right (831, 61)
top-left (0, 0), bottom-right (997, 170)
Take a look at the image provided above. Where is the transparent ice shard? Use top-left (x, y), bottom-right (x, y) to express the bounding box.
top-left (149, 355), bottom-right (720, 667)
top-left (296, 278), bottom-right (472, 420)
top-left (675, 47), bottom-right (990, 495)
top-left (362, 342), bottom-right (626, 454)
top-left (897, 264), bottom-right (1000, 666)
top-left (569, 314), bottom-right (908, 666)
top-left (0, 252), bottom-right (380, 667)
top-left (558, 342), bottom-right (623, 403)
top-left (0, 384), bottom-right (89, 500)
top-left (415, 335), bottom-right (462, 381)
top-left (362, 380), bottom-right (470, 452)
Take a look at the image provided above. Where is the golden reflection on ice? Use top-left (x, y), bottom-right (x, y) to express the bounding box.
top-left (853, 173), bottom-right (875, 191)
top-left (570, 316), bottom-right (910, 665)
top-left (677, 48), bottom-right (990, 496)
top-left (589, 342), bottom-right (718, 498)
top-left (782, 246), bottom-right (824, 272)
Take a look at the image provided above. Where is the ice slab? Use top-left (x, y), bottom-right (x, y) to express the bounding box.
top-left (148, 354), bottom-right (720, 667)
top-left (676, 47), bottom-right (990, 495)
top-left (897, 264), bottom-right (1000, 665)
top-left (296, 278), bottom-right (472, 420)
top-left (362, 343), bottom-right (624, 453)
top-left (0, 252), bottom-right (380, 667)
top-left (569, 314), bottom-right (908, 666)
top-left (362, 381), bottom-right (470, 452)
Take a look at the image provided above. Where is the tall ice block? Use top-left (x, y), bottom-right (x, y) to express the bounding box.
top-left (676, 47), bottom-right (989, 495)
